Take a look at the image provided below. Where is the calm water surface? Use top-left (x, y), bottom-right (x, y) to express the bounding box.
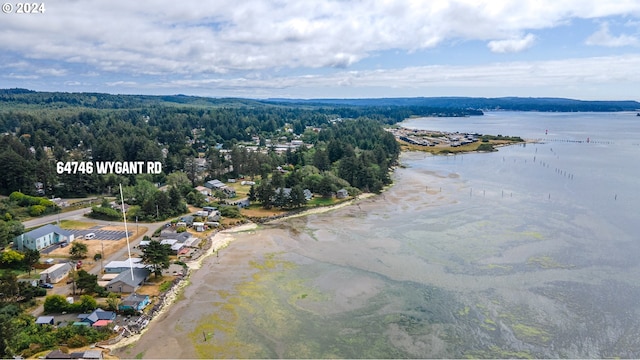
top-left (136, 112), bottom-right (640, 358)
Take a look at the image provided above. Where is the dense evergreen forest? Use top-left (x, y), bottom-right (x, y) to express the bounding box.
top-left (0, 89), bottom-right (483, 202)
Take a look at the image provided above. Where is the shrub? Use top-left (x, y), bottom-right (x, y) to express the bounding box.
top-left (477, 143), bottom-right (495, 152)
top-left (219, 205), bottom-right (241, 218)
top-left (28, 205), bottom-right (47, 216)
top-left (43, 295), bottom-right (69, 313)
top-left (159, 281), bottom-right (172, 292)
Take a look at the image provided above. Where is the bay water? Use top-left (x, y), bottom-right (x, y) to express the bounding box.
top-left (124, 111), bottom-right (640, 358)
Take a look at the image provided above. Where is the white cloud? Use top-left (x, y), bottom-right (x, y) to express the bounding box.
top-left (36, 68), bottom-right (68, 76)
top-left (3, 73), bottom-right (39, 80)
top-left (106, 81), bottom-right (138, 87)
top-left (1, 0), bottom-right (640, 77)
top-left (585, 22), bottom-right (639, 47)
top-left (143, 54), bottom-right (640, 98)
top-left (487, 33), bottom-right (537, 53)
top-left (2, 0), bottom-right (640, 100)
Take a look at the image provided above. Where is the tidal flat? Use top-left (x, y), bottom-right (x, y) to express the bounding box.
top-left (119, 112), bottom-right (640, 358)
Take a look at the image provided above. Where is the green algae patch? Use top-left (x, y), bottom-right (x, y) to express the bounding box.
top-left (465, 345), bottom-right (533, 359)
top-left (527, 255), bottom-right (574, 269)
top-left (188, 253), bottom-right (334, 358)
top-left (457, 306), bottom-right (470, 317)
top-left (512, 323), bottom-right (550, 344)
top-left (520, 231), bottom-right (544, 240)
top-left (187, 253), bottom-right (428, 358)
top-left (485, 263), bottom-right (513, 271)
top-left (497, 304), bottom-right (554, 346)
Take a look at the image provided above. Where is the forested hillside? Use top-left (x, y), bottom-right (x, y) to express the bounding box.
top-left (267, 96), bottom-right (640, 112)
top-left (1, 89), bottom-right (451, 200)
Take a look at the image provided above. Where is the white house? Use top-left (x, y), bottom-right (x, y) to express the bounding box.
top-left (14, 224), bottom-right (74, 251)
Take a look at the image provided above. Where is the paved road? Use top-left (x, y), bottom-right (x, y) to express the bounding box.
top-left (22, 208), bottom-right (92, 229)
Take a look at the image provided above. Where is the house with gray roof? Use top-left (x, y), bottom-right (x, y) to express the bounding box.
top-left (36, 316), bottom-right (55, 325)
top-left (106, 267), bottom-right (151, 293)
top-left (336, 188), bottom-right (349, 199)
top-left (14, 224), bottom-right (74, 251)
top-left (39, 263), bottom-right (72, 284)
top-left (82, 308), bottom-right (116, 325)
top-left (119, 293), bottom-right (150, 312)
top-left (274, 188), bottom-right (314, 202)
top-left (103, 258), bottom-right (147, 274)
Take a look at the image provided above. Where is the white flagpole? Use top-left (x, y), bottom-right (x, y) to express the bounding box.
top-left (119, 184), bottom-right (134, 281)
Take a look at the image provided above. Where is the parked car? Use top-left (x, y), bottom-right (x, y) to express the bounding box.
top-left (39, 282), bottom-right (54, 289)
top-left (84, 233), bottom-right (95, 240)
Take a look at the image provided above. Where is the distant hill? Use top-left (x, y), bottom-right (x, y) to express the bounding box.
top-left (0, 88), bottom-right (268, 109)
top-left (265, 97), bottom-right (640, 112)
top-left (2, 89), bottom-right (638, 112)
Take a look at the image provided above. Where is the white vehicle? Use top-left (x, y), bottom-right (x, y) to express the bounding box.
top-left (84, 233), bottom-right (96, 240)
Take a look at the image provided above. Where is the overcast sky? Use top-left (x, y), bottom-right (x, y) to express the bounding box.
top-left (2, 1), bottom-right (640, 100)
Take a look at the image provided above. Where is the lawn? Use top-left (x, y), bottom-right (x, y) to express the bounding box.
top-left (307, 197), bottom-right (338, 206)
top-left (59, 220), bottom-right (97, 229)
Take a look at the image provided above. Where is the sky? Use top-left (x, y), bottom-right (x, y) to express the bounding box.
top-left (1, 0), bottom-right (640, 100)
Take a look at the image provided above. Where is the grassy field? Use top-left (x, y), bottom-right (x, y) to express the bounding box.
top-left (59, 219), bottom-right (97, 229)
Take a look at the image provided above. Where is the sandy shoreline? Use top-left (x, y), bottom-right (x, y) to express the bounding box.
top-left (106, 194), bottom-right (376, 356)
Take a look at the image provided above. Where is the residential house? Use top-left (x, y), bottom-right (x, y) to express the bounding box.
top-left (14, 224), bottom-right (75, 251)
top-left (303, 189), bottom-right (313, 201)
top-left (171, 242), bottom-right (186, 253)
top-left (336, 188), bottom-right (349, 199)
top-left (226, 198), bottom-right (250, 208)
top-left (40, 263), bottom-right (72, 284)
top-left (45, 349), bottom-right (103, 359)
top-left (160, 239), bottom-right (178, 247)
top-left (106, 268), bottom-right (151, 293)
top-left (274, 188), bottom-right (314, 202)
top-left (202, 206), bottom-right (217, 213)
top-left (204, 179), bottom-right (225, 189)
top-left (36, 316), bottom-right (55, 325)
top-left (103, 258), bottom-right (147, 274)
top-left (119, 293), bottom-right (150, 312)
top-left (192, 222), bottom-right (205, 232)
top-left (207, 211), bottom-right (221, 221)
top-left (180, 215), bottom-right (194, 226)
top-left (195, 210), bottom-right (208, 217)
top-left (78, 308), bottom-right (116, 326)
top-left (204, 179), bottom-right (236, 198)
top-left (195, 186), bottom-right (211, 196)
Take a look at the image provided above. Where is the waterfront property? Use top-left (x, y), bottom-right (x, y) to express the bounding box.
top-left (14, 224), bottom-right (75, 251)
top-left (106, 268), bottom-right (151, 293)
top-left (78, 308), bottom-right (116, 327)
top-left (119, 293), bottom-right (150, 312)
top-left (336, 188), bottom-right (349, 199)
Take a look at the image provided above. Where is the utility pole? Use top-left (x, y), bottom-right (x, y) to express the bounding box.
top-left (100, 239), bottom-right (105, 273)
